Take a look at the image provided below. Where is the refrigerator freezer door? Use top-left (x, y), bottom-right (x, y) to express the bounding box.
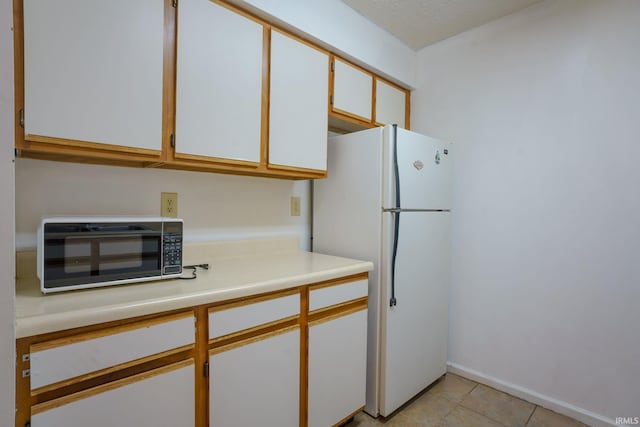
top-left (379, 211), bottom-right (450, 416)
top-left (383, 126), bottom-right (452, 210)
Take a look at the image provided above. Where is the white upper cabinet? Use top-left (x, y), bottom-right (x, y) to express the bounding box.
top-left (375, 79), bottom-right (407, 129)
top-left (332, 58), bottom-right (373, 122)
top-left (175, 0), bottom-right (264, 163)
top-left (269, 30), bottom-right (329, 172)
top-left (23, 0), bottom-right (164, 151)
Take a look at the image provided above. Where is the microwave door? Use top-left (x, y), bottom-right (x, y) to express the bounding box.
top-left (43, 222), bottom-right (164, 290)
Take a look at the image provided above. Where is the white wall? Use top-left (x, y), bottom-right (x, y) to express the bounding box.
top-left (413, 0), bottom-right (640, 424)
top-left (233, 0), bottom-right (416, 87)
top-left (0, 0), bottom-right (15, 423)
top-left (15, 159), bottom-right (311, 250)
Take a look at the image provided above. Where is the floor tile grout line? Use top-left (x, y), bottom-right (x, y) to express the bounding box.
top-left (453, 402), bottom-right (519, 427)
top-left (524, 405), bottom-right (538, 426)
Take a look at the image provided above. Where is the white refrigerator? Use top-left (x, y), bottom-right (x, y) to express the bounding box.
top-left (313, 124), bottom-right (452, 417)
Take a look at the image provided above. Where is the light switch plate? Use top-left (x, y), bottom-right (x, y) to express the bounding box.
top-left (290, 197), bottom-right (301, 217)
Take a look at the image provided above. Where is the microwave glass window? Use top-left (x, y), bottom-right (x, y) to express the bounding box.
top-left (99, 238), bottom-right (145, 272)
top-left (64, 238), bottom-right (91, 274)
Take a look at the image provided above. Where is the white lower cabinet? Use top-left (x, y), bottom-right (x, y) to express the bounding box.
top-left (308, 309), bottom-right (368, 427)
top-left (210, 328), bottom-right (300, 427)
top-left (31, 360), bottom-right (195, 427)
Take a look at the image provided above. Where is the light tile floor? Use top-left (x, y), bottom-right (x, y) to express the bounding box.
top-left (346, 374), bottom-right (588, 427)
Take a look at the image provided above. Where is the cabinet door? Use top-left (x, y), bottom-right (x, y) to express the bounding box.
top-left (375, 79), bottom-right (408, 129)
top-left (31, 360), bottom-right (195, 427)
top-left (269, 30), bottom-right (329, 172)
top-left (332, 58), bottom-right (373, 122)
top-left (308, 309), bottom-right (367, 427)
top-left (175, 0), bottom-right (263, 164)
top-left (210, 328), bottom-right (300, 427)
top-left (22, 0), bottom-right (164, 153)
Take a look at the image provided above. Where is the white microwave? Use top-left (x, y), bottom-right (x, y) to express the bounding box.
top-left (37, 217), bottom-right (183, 294)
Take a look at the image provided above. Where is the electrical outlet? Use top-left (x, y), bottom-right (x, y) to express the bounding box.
top-left (290, 196), bottom-right (301, 217)
top-left (161, 192), bottom-right (178, 218)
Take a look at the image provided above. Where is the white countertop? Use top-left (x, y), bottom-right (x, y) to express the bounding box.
top-left (15, 237), bottom-right (373, 338)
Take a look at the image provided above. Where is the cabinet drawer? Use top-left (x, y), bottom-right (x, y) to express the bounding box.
top-left (31, 359), bottom-right (195, 427)
top-left (30, 313), bottom-right (195, 390)
top-left (209, 293), bottom-right (299, 339)
top-left (309, 279), bottom-right (368, 311)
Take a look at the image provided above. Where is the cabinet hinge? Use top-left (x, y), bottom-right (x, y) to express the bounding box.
top-left (19, 109), bottom-right (24, 128)
top-left (203, 361), bottom-right (209, 378)
top-left (171, 0), bottom-right (177, 7)
top-left (22, 369), bottom-right (30, 378)
top-left (22, 353), bottom-right (30, 362)
top-left (170, 133), bottom-right (175, 148)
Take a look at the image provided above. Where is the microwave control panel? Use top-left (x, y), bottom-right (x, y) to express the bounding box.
top-left (162, 222), bottom-right (183, 275)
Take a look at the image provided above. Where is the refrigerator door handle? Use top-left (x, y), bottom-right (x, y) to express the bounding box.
top-left (390, 210), bottom-right (399, 307)
top-left (390, 124), bottom-right (400, 307)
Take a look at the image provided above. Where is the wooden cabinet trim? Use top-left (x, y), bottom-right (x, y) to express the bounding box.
top-left (330, 107), bottom-right (373, 125)
top-left (31, 358), bottom-right (194, 416)
top-left (266, 162), bottom-right (327, 177)
top-left (334, 406), bottom-right (366, 427)
top-left (23, 135), bottom-right (162, 158)
top-left (32, 346), bottom-right (194, 404)
top-left (211, 0), bottom-right (269, 27)
top-left (308, 272), bottom-right (369, 291)
top-left (405, 90), bottom-right (411, 130)
top-left (308, 297), bottom-right (368, 326)
top-left (372, 78), bottom-right (377, 124)
top-left (271, 27), bottom-right (330, 56)
top-left (208, 316), bottom-right (299, 349)
top-left (300, 286), bottom-right (310, 427)
top-left (209, 324), bottom-right (299, 355)
top-left (30, 311), bottom-right (194, 354)
top-left (194, 306), bottom-right (209, 427)
top-left (328, 110), bottom-right (376, 131)
top-left (173, 151), bottom-right (260, 169)
top-left (13, 0), bottom-right (24, 151)
top-left (162, 0), bottom-right (177, 163)
top-left (260, 26), bottom-right (271, 167)
top-left (207, 287), bottom-right (300, 313)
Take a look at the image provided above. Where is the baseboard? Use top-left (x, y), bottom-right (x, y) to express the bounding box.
top-left (447, 362), bottom-right (616, 427)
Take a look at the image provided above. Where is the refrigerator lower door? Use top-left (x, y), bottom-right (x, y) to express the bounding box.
top-left (379, 211), bottom-right (450, 416)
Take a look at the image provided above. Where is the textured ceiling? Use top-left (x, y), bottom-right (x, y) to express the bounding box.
top-left (343, 0), bottom-right (542, 50)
